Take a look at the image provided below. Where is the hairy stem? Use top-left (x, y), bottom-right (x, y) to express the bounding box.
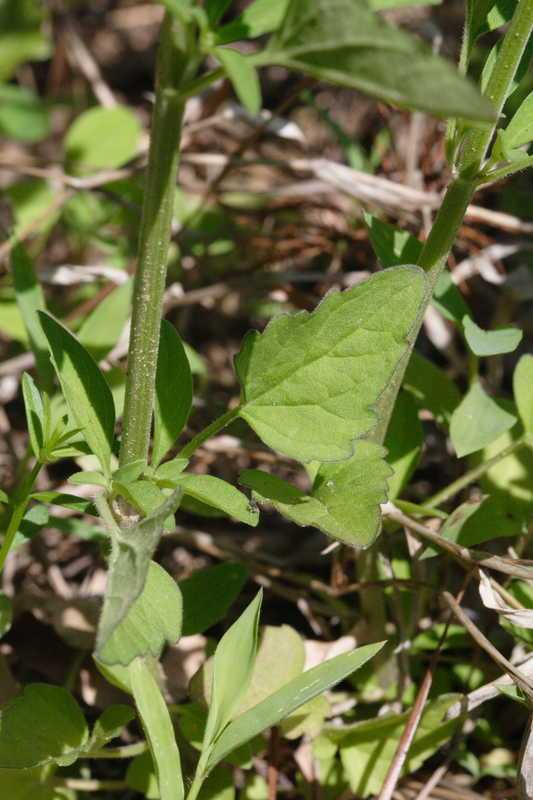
top-left (120, 13), bottom-right (198, 467)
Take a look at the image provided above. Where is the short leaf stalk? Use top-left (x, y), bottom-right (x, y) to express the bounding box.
top-left (120, 12), bottom-right (199, 467)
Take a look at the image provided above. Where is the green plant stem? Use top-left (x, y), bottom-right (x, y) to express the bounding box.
top-left (84, 741), bottom-right (148, 759)
top-left (427, 434), bottom-right (532, 509)
top-left (185, 752), bottom-right (210, 800)
top-left (179, 407), bottom-right (240, 459)
top-left (457, 0), bottom-right (533, 176)
top-left (120, 13), bottom-right (198, 467)
top-left (52, 778), bottom-right (128, 792)
top-left (0, 461), bottom-right (41, 572)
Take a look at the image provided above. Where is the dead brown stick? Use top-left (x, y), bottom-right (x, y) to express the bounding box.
top-left (384, 506), bottom-right (533, 581)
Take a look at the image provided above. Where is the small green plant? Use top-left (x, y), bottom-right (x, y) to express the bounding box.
top-left (1, 0), bottom-right (533, 798)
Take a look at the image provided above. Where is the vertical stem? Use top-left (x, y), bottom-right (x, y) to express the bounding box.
top-left (120, 13), bottom-right (198, 467)
top-left (0, 461), bottom-right (42, 572)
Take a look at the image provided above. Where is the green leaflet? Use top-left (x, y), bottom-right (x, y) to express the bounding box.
top-left (206, 641), bottom-right (385, 772)
top-left (502, 90), bottom-right (533, 150)
top-left (259, 0), bottom-right (494, 121)
top-left (86, 705), bottom-right (135, 751)
top-left (65, 106), bottom-right (141, 174)
top-left (176, 474), bottom-right (259, 526)
top-left (21, 372), bottom-right (45, 458)
top-left (215, 47), bottom-right (262, 114)
top-left (180, 562), bottom-right (249, 636)
top-left (95, 488), bottom-right (183, 663)
top-left (0, 84), bottom-right (49, 143)
top-left (98, 561), bottom-right (183, 666)
top-left (514, 355), bottom-right (533, 433)
top-left (235, 266), bottom-right (427, 464)
top-left (203, 591), bottom-right (263, 749)
top-left (216, 0), bottom-right (290, 44)
top-left (463, 316), bottom-right (522, 357)
top-left (153, 321), bottom-right (193, 467)
top-left (39, 312), bottom-right (116, 477)
top-left (0, 684), bottom-right (88, 769)
top-left (241, 440), bottom-right (391, 548)
top-left (384, 390), bottom-right (423, 500)
top-left (404, 351), bottom-right (461, 427)
top-left (129, 658), bottom-right (184, 800)
top-left (450, 382), bottom-right (517, 458)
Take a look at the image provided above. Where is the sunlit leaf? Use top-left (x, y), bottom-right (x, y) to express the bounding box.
top-left (450, 383), bottom-right (517, 458)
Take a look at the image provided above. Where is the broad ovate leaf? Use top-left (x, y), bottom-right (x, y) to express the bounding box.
top-left (65, 106), bottom-right (140, 173)
top-left (0, 685), bottom-right (88, 769)
top-left (235, 266), bottom-right (426, 463)
top-left (450, 382), bottom-right (517, 458)
top-left (261, 0), bottom-right (494, 121)
top-left (39, 312), bottom-right (115, 477)
top-left (241, 440), bottom-right (391, 547)
top-left (95, 488), bottom-right (183, 662)
top-left (152, 321), bottom-right (193, 467)
top-left (206, 641), bottom-right (385, 772)
top-left (98, 561), bottom-right (183, 666)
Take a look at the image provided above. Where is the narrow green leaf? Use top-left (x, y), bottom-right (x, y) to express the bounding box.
top-left (69, 470), bottom-right (109, 488)
top-left (152, 321), bottom-right (193, 467)
top-left (207, 641), bottom-right (385, 771)
top-left (88, 706), bottom-right (136, 751)
top-left (404, 351), bottom-right (461, 427)
top-left (503, 91), bottom-right (533, 149)
top-left (463, 316), bottom-right (523, 357)
top-left (235, 266), bottom-right (426, 463)
top-left (180, 563), bottom-right (249, 636)
top-left (216, 0), bottom-right (290, 44)
top-left (365, 213), bottom-right (422, 267)
top-left (11, 244), bottom-right (54, 389)
top-left (99, 561), bottom-right (183, 666)
top-left (129, 657), bottom-right (184, 800)
top-left (177, 474), bottom-right (259, 526)
top-left (155, 457), bottom-right (189, 483)
top-left (39, 312), bottom-right (116, 477)
top-left (65, 106), bottom-right (141, 173)
top-left (78, 278), bottom-right (133, 362)
top-left (113, 459), bottom-right (146, 484)
top-left (261, 0), bottom-right (494, 121)
top-left (513, 355), bottom-right (533, 433)
top-left (450, 383), bottom-right (517, 458)
top-left (21, 372), bottom-right (45, 458)
top-left (0, 684), bottom-right (88, 769)
top-left (30, 491), bottom-right (94, 513)
top-left (204, 591), bottom-right (262, 748)
top-left (95, 489), bottom-right (183, 662)
top-left (241, 440), bottom-right (391, 547)
top-left (216, 47), bottom-right (262, 114)
top-left (206, 0), bottom-right (232, 26)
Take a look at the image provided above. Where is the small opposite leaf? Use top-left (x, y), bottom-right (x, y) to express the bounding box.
top-left (177, 474), bottom-right (259, 526)
top-left (463, 316), bottom-right (523, 357)
top-left (69, 470), bottom-right (109, 488)
top-left (152, 321), bottom-right (193, 467)
top-left (513, 355), bottom-right (533, 433)
top-left (204, 591), bottom-right (262, 748)
top-left (95, 489), bottom-right (183, 662)
top-left (207, 641), bottom-right (385, 771)
top-left (98, 561), bottom-right (183, 666)
top-left (450, 383), bottom-right (517, 458)
top-left (22, 372), bottom-right (45, 458)
top-left (216, 47), bottom-right (262, 114)
top-left (129, 658), bottom-right (184, 800)
top-left (502, 91), bottom-right (533, 150)
top-left (113, 459), bottom-right (146, 485)
top-left (241, 440), bottom-right (391, 548)
top-left (216, 0), bottom-right (290, 44)
top-left (88, 705), bottom-right (135, 751)
top-left (235, 266), bottom-right (426, 463)
top-left (0, 684), bottom-right (88, 768)
top-left (39, 312), bottom-right (115, 477)
top-left (180, 562), bottom-right (249, 636)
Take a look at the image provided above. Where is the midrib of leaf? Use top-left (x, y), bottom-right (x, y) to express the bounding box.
top-left (242, 280), bottom-right (415, 407)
